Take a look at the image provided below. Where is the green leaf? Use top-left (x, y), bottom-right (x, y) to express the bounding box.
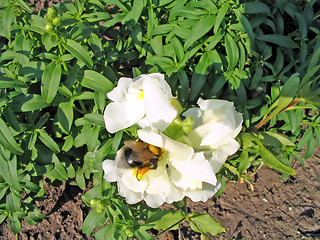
top-left (269, 73), bottom-right (300, 119)
top-left (22, 181), bottom-right (40, 192)
top-left (63, 39), bottom-right (93, 68)
top-left (57, 101), bottom-right (74, 133)
top-left (8, 214), bottom-right (22, 234)
top-left (305, 136), bottom-right (316, 159)
top-left (256, 34), bottom-right (299, 48)
top-left (0, 118), bottom-right (24, 155)
top-left (256, 138), bottom-right (295, 175)
top-left (243, 2), bottom-right (271, 14)
top-left (82, 70), bottom-right (114, 93)
top-left (83, 114), bottom-right (105, 127)
top-left (234, 9), bottom-right (255, 50)
top-left (145, 210), bottom-right (184, 230)
top-left (76, 167), bottom-right (86, 188)
top-left (225, 32), bottom-right (239, 71)
top-left (16, 0), bottom-right (32, 13)
top-left (21, 94), bottom-right (50, 112)
top-left (214, 3), bottom-right (229, 34)
top-left (6, 191), bottom-right (21, 212)
top-left (260, 132), bottom-right (295, 147)
top-left (62, 135), bottom-right (73, 152)
top-left (82, 209), bottom-right (107, 235)
top-left (3, 5), bottom-right (15, 40)
top-left (0, 150), bottom-right (22, 191)
top-left (38, 129), bottom-right (60, 154)
top-left (41, 62), bottom-right (62, 103)
top-left (45, 153), bottom-right (68, 181)
top-left (0, 76), bottom-right (27, 88)
top-left (123, 0), bottom-right (146, 23)
top-left (238, 149), bottom-right (250, 174)
top-left (189, 213), bottom-right (225, 236)
top-left (25, 209), bottom-right (45, 225)
top-left (190, 50), bottom-right (216, 100)
top-left (112, 130), bottom-right (123, 151)
top-left (0, 213), bottom-right (7, 225)
top-left (184, 14), bottom-right (215, 49)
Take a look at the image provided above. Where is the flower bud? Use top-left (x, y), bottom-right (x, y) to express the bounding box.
top-left (44, 23), bottom-right (54, 33)
top-left (52, 17), bottom-right (61, 26)
top-left (46, 8), bottom-right (57, 21)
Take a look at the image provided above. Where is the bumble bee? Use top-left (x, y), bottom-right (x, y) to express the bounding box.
top-left (116, 140), bottom-right (165, 180)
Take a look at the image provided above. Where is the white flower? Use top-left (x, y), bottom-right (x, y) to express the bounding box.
top-left (104, 73), bottom-right (178, 133)
top-left (183, 98), bottom-right (243, 173)
top-left (103, 128), bottom-right (220, 207)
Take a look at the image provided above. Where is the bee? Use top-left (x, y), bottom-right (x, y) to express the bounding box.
top-left (116, 140), bottom-right (165, 180)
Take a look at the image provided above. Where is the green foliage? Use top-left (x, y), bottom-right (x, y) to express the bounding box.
top-left (0, 0), bottom-right (319, 238)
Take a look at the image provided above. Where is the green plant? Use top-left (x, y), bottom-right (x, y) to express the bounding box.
top-left (0, 0), bottom-right (319, 238)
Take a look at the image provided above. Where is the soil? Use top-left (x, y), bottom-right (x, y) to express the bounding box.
top-left (1, 0), bottom-right (319, 239)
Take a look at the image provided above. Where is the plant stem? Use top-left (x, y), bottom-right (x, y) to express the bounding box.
top-left (248, 98), bottom-right (302, 132)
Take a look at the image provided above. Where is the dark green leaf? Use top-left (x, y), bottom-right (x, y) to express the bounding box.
top-left (82, 70), bottom-right (114, 93)
top-left (63, 39), bottom-right (93, 68)
top-left (0, 150), bottom-right (22, 191)
top-left (189, 213), bottom-right (225, 236)
top-left (38, 129), bottom-right (60, 154)
top-left (82, 209), bottom-right (107, 235)
top-left (256, 139), bottom-right (295, 175)
top-left (145, 210), bottom-right (184, 230)
top-left (0, 118), bottom-right (23, 155)
top-left (214, 3), bottom-right (229, 34)
top-left (41, 62), bottom-right (62, 103)
top-left (21, 94), bottom-right (50, 112)
top-left (190, 50), bottom-right (216, 100)
top-left (57, 101), bottom-right (74, 133)
top-left (256, 34), bottom-right (299, 48)
top-left (184, 15), bottom-right (215, 49)
top-left (83, 114), bottom-right (105, 127)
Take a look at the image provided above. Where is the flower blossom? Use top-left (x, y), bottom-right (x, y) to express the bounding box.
top-left (103, 73), bottom-right (178, 133)
top-left (103, 128), bottom-right (220, 208)
top-left (183, 98), bottom-right (243, 173)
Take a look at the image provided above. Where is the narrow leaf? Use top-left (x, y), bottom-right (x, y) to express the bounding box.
top-left (256, 34), bottom-right (299, 48)
top-left (82, 70), bottom-right (113, 93)
top-left (184, 15), bottom-right (215, 49)
top-left (0, 118), bottom-right (23, 155)
top-left (63, 39), bottom-right (93, 68)
top-left (41, 62), bottom-right (62, 103)
top-left (256, 139), bottom-right (295, 175)
top-left (0, 150), bottom-right (22, 191)
top-left (38, 130), bottom-right (60, 154)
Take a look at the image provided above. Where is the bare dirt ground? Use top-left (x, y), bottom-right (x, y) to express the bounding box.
top-left (0, 0), bottom-right (319, 239)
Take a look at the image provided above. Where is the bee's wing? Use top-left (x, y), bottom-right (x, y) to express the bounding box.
top-left (124, 140), bottom-right (148, 152)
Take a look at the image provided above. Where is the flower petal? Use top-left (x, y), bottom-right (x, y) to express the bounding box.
top-left (102, 160), bottom-right (118, 182)
top-left (171, 153), bottom-right (217, 185)
top-left (118, 180), bottom-right (143, 204)
top-left (144, 193), bottom-right (166, 208)
top-left (104, 100), bottom-right (145, 133)
top-left (143, 77), bottom-right (177, 131)
top-left (185, 182), bottom-right (221, 202)
top-left (161, 133), bottom-right (194, 162)
top-left (208, 152), bottom-right (228, 173)
top-left (137, 128), bottom-right (163, 148)
top-left (107, 77), bottom-right (133, 102)
top-left (121, 171), bottom-right (148, 193)
top-left (182, 107), bottom-right (203, 128)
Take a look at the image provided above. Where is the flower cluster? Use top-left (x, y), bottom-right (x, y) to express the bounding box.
top-left (103, 73), bottom-right (243, 208)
